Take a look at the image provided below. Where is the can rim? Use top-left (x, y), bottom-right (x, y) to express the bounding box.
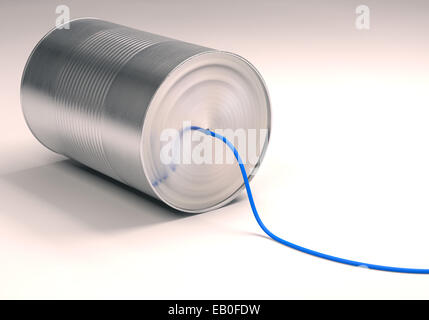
top-left (140, 50), bottom-right (272, 213)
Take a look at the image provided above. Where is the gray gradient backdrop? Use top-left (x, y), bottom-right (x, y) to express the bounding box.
top-left (1, 0), bottom-right (429, 299)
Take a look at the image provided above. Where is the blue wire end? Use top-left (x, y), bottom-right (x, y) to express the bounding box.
top-left (190, 125), bottom-right (429, 274)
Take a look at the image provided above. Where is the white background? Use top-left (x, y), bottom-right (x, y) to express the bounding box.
top-left (1, 0), bottom-right (429, 299)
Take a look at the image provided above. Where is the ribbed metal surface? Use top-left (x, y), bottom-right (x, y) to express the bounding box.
top-left (54, 28), bottom-right (165, 178)
top-left (21, 18), bottom-right (271, 213)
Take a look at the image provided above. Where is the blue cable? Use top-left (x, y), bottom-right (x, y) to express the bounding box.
top-left (190, 126), bottom-right (429, 274)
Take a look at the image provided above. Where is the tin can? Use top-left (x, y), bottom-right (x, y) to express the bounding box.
top-left (21, 18), bottom-right (271, 212)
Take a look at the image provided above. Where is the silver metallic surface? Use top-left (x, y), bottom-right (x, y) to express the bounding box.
top-left (21, 18), bottom-right (271, 213)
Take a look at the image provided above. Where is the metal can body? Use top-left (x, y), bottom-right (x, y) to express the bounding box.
top-left (21, 18), bottom-right (271, 213)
